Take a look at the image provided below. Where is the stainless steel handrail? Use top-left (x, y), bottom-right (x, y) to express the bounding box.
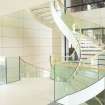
top-left (20, 57), bottom-right (50, 72)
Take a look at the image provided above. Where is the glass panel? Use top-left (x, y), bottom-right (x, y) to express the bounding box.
top-left (20, 58), bottom-right (37, 78)
top-left (6, 57), bottom-right (20, 83)
top-left (98, 53), bottom-right (105, 79)
top-left (54, 56), bottom-right (104, 100)
top-left (54, 52), bottom-right (105, 100)
top-left (52, 0), bottom-right (105, 101)
top-left (54, 61), bottom-right (79, 99)
top-left (0, 56), bottom-right (6, 85)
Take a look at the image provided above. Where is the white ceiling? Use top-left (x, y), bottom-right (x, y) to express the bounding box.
top-left (0, 0), bottom-right (48, 16)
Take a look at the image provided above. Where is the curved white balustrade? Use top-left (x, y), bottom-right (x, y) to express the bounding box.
top-left (57, 78), bottom-right (105, 105)
top-left (50, 0), bottom-right (105, 105)
top-left (50, 0), bottom-right (81, 58)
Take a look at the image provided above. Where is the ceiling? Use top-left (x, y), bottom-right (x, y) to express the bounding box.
top-left (0, 0), bottom-right (48, 16)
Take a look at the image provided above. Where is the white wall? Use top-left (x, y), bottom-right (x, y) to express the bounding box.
top-left (0, 10), bottom-right (52, 70)
top-left (52, 27), bottom-right (64, 63)
top-left (71, 7), bottom-right (105, 27)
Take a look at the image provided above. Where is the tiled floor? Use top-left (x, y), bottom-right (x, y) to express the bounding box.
top-left (0, 78), bottom-right (54, 105)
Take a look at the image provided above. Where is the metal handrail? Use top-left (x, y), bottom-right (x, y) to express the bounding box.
top-left (20, 57), bottom-right (50, 72)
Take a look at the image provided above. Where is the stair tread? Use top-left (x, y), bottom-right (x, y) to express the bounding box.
top-left (81, 49), bottom-right (101, 51)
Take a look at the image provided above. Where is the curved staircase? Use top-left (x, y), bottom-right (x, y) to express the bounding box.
top-left (29, 0), bottom-right (105, 105)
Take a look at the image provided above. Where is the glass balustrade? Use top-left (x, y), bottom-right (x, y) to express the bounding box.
top-left (56, 0), bottom-right (105, 48)
top-left (0, 1), bottom-right (105, 104)
top-left (0, 56), bottom-right (52, 85)
top-left (51, 0), bottom-right (105, 102)
top-left (53, 52), bottom-right (105, 100)
top-left (53, 61), bottom-right (79, 99)
top-left (98, 53), bottom-right (105, 79)
top-left (0, 56), bottom-right (6, 85)
top-left (50, 50), bottom-right (80, 79)
top-left (0, 56), bottom-right (54, 104)
top-left (0, 54), bottom-right (104, 103)
top-left (6, 57), bottom-right (20, 83)
top-left (0, 56), bottom-right (20, 84)
top-left (20, 58), bottom-right (37, 78)
top-left (20, 57), bottom-right (51, 79)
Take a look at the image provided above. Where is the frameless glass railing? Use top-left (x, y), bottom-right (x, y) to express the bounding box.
top-left (51, 0), bottom-right (105, 102)
top-left (51, 58), bottom-right (79, 79)
top-left (0, 56), bottom-right (20, 84)
top-left (0, 56), bottom-right (6, 85)
top-left (50, 52), bottom-right (80, 79)
top-left (54, 0), bottom-right (105, 48)
top-left (0, 56), bottom-right (54, 104)
top-left (6, 57), bottom-right (20, 83)
top-left (53, 51), bottom-right (105, 100)
top-left (20, 57), bottom-right (51, 79)
top-left (53, 0), bottom-right (105, 77)
top-left (20, 58), bottom-right (37, 78)
top-left (0, 56), bottom-right (51, 85)
top-left (50, 53), bottom-right (80, 100)
top-left (61, 10), bottom-right (101, 48)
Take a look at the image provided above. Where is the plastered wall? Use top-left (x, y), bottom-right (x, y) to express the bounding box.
top-left (0, 10), bottom-right (52, 69)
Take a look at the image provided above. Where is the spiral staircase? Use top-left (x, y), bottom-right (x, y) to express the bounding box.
top-left (29, 0), bottom-right (105, 105)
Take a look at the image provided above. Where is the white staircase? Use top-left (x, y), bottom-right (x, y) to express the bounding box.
top-left (29, 1), bottom-right (105, 105)
top-left (30, 1), bottom-right (104, 62)
top-left (31, 2), bottom-right (55, 28)
top-left (80, 36), bottom-right (103, 60)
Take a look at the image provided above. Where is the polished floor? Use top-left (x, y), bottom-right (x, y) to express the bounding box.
top-left (0, 78), bottom-right (54, 105)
